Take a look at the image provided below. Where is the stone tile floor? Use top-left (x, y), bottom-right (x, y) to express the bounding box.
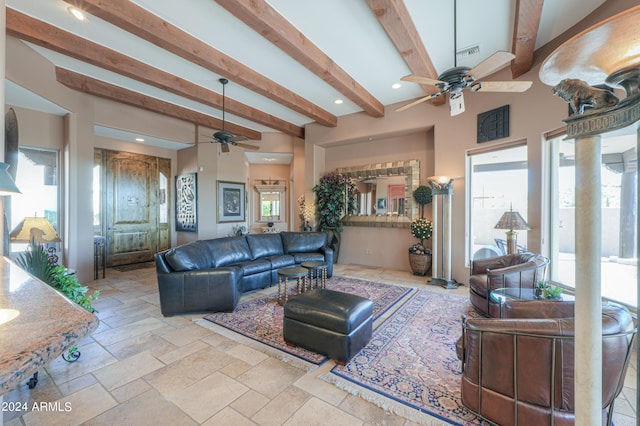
top-left (2, 263), bottom-right (636, 425)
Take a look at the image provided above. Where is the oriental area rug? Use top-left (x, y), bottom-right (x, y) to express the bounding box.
top-left (198, 276), bottom-right (413, 367)
top-left (321, 289), bottom-right (482, 425)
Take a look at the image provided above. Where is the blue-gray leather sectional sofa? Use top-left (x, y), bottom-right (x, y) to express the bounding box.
top-left (154, 231), bottom-right (334, 316)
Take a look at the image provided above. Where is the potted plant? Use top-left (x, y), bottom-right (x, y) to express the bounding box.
top-left (408, 185), bottom-right (433, 275)
top-left (313, 172), bottom-right (357, 262)
top-left (408, 217), bottom-right (433, 275)
top-left (297, 195), bottom-right (315, 231)
top-left (16, 238), bottom-right (99, 361)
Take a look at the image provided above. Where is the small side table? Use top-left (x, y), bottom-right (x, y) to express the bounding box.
top-left (301, 261), bottom-right (328, 290)
top-left (93, 236), bottom-right (106, 279)
top-left (277, 267), bottom-right (308, 305)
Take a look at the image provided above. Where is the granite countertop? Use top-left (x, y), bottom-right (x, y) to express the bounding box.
top-left (0, 257), bottom-right (99, 396)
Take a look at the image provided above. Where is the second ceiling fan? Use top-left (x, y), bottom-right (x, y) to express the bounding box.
top-left (201, 78), bottom-right (259, 152)
top-left (397, 0), bottom-right (532, 116)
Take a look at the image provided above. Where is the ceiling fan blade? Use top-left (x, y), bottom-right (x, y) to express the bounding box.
top-left (401, 74), bottom-right (446, 86)
top-left (230, 135), bottom-right (249, 143)
top-left (220, 143), bottom-right (230, 153)
top-left (467, 51), bottom-right (515, 81)
top-left (235, 142), bottom-right (260, 151)
top-left (474, 80), bottom-right (533, 92)
top-left (395, 93), bottom-right (441, 112)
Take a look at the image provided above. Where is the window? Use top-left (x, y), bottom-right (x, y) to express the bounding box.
top-left (255, 184), bottom-right (286, 223)
top-left (547, 131), bottom-right (637, 307)
top-left (467, 143), bottom-right (528, 263)
top-left (10, 147), bottom-right (59, 254)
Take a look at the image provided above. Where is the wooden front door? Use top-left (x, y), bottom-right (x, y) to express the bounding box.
top-left (101, 150), bottom-right (169, 267)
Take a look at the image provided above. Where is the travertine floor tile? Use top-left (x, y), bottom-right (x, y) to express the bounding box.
top-left (45, 341), bottom-right (117, 386)
top-left (93, 351), bottom-right (164, 391)
top-left (283, 397), bottom-right (363, 426)
top-left (237, 358), bottom-right (305, 399)
top-left (293, 362), bottom-right (347, 406)
top-left (21, 383), bottom-right (117, 426)
top-left (167, 372), bottom-right (249, 423)
top-left (230, 389), bottom-right (271, 419)
top-left (84, 388), bottom-right (197, 426)
top-left (109, 378), bottom-right (152, 403)
top-left (251, 386), bottom-right (310, 426)
top-left (201, 406), bottom-right (257, 426)
top-left (5, 263), bottom-right (635, 425)
top-left (224, 343), bottom-right (269, 366)
top-left (144, 347), bottom-right (236, 396)
top-left (91, 317), bottom-right (166, 346)
top-left (160, 323), bottom-right (213, 347)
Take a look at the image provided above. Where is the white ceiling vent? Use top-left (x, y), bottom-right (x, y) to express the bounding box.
top-left (456, 45), bottom-right (481, 60)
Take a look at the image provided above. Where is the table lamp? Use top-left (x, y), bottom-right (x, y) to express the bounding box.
top-left (494, 205), bottom-right (530, 254)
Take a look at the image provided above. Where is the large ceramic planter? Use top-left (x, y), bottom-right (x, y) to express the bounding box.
top-left (408, 252), bottom-right (432, 276)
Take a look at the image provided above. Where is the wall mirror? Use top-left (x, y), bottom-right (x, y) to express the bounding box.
top-left (336, 160), bottom-right (419, 228)
top-left (254, 183), bottom-right (286, 223)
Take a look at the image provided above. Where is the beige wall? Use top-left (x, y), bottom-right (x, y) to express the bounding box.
top-left (5, 0), bottom-right (638, 283)
top-left (306, 63), bottom-right (568, 281)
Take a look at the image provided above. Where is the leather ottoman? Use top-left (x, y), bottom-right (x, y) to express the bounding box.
top-left (283, 288), bottom-right (373, 364)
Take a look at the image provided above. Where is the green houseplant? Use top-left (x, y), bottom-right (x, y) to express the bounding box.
top-left (313, 172), bottom-right (356, 262)
top-left (16, 238), bottom-right (99, 361)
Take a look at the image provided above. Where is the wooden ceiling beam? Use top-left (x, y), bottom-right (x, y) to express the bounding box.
top-left (511, 0), bottom-right (544, 78)
top-left (6, 9), bottom-right (303, 139)
top-left (55, 68), bottom-right (262, 141)
top-left (63, 0), bottom-right (337, 128)
top-left (215, 0), bottom-right (385, 118)
top-left (365, 0), bottom-right (445, 106)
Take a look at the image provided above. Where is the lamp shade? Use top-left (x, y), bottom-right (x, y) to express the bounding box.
top-left (0, 162), bottom-right (21, 195)
top-left (10, 217), bottom-right (62, 244)
top-left (494, 209), bottom-right (531, 231)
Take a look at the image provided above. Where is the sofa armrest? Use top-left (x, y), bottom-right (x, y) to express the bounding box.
top-left (486, 261), bottom-right (545, 291)
top-left (470, 255), bottom-right (510, 275)
top-left (502, 299), bottom-right (575, 319)
top-left (156, 267), bottom-right (241, 316)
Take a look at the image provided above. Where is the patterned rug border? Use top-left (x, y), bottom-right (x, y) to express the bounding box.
top-left (322, 289), bottom-right (482, 426)
top-left (197, 275), bottom-right (415, 370)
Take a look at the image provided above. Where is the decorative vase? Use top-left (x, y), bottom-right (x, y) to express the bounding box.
top-left (409, 252), bottom-right (432, 276)
top-left (303, 221), bottom-right (312, 231)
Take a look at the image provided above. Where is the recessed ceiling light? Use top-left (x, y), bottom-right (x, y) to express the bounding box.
top-left (392, 83), bottom-right (402, 89)
top-left (67, 6), bottom-right (86, 21)
top-left (135, 137), bottom-right (145, 142)
top-left (334, 99), bottom-right (343, 105)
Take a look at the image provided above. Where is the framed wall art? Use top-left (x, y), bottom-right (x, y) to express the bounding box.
top-left (175, 173), bottom-right (197, 232)
top-left (217, 181), bottom-right (246, 223)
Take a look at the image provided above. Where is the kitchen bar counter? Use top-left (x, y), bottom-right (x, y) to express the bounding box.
top-left (0, 257), bottom-right (99, 396)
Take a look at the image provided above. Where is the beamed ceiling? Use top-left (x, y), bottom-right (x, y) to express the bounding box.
top-left (6, 0), bottom-right (609, 150)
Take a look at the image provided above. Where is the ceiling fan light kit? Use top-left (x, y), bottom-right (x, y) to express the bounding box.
top-left (398, 51), bottom-right (533, 116)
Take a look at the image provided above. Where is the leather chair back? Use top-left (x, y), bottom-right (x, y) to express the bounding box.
top-left (459, 301), bottom-right (636, 425)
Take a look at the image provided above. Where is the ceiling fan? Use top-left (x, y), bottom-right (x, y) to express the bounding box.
top-left (201, 78), bottom-right (259, 152)
top-left (396, 1), bottom-right (532, 116)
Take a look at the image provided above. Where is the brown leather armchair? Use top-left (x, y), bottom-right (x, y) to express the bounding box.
top-left (468, 252), bottom-right (549, 317)
top-left (458, 300), bottom-right (636, 426)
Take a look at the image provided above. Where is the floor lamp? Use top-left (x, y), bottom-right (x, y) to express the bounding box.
top-left (427, 176), bottom-right (458, 289)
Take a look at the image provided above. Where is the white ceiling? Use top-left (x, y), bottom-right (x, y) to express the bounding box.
top-left (6, 0), bottom-right (608, 157)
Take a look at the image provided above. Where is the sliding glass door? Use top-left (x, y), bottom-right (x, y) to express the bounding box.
top-left (547, 129), bottom-right (637, 308)
top-left (466, 143), bottom-right (528, 262)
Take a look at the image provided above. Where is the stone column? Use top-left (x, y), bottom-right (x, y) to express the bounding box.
top-left (574, 134), bottom-right (602, 424)
top-left (443, 191), bottom-right (452, 281)
top-left (431, 194), bottom-right (439, 279)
